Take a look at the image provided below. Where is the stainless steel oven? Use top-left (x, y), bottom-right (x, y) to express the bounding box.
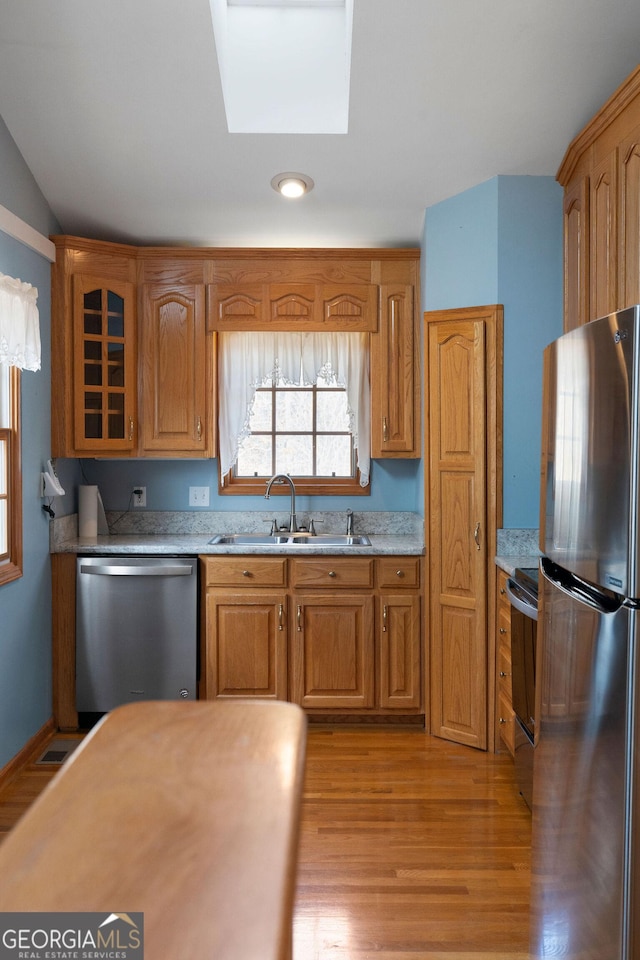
top-left (505, 566), bottom-right (538, 810)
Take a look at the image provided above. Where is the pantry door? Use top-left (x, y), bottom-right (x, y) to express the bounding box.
top-left (425, 306), bottom-right (503, 750)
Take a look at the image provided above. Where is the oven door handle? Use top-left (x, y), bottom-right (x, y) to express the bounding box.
top-left (506, 578), bottom-right (538, 621)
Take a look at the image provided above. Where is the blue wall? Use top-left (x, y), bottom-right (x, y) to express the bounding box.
top-left (57, 455), bottom-right (422, 516)
top-left (422, 175), bottom-right (563, 527)
top-left (0, 116), bottom-right (60, 768)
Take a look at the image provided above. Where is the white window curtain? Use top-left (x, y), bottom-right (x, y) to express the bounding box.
top-left (219, 331), bottom-right (370, 486)
top-left (0, 272), bottom-right (41, 371)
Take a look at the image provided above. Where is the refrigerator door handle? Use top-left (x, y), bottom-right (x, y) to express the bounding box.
top-left (541, 556), bottom-right (622, 614)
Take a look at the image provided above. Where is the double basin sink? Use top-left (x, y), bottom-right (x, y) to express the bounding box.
top-left (208, 533), bottom-right (371, 547)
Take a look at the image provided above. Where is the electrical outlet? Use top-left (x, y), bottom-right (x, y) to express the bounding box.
top-left (132, 486), bottom-right (146, 507)
top-left (189, 485), bottom-right (210, 507)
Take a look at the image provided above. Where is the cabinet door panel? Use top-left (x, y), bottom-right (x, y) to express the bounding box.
top-left (426, 310), bottom-right (498, 751)
top-left (206, 593), bottom-right (287, 700)
top-left (378, 594), bottom-right (421, 708)
top-left (563, 177), bottom-right (590, 332)
top-left (72, 275), bottom-right (136, 453)
top-left (590, 151), bottom-right (618, 320)
top-left (618, 131), bottom-right (640, 310)
top-left (140, 284), bottom-right (208, 455)
top-left (291, 595), bottom-right (374, 708)
top-left (371, 285), bottom-right (418, 456)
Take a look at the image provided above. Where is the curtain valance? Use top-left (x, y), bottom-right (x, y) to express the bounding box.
top-left (0, 272), bottom-right (41, 371)
top-left (218, 331), bottom-right (370, 486)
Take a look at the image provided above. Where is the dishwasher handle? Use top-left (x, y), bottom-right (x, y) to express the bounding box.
top-left (79, 562), bottom-right (193, 577)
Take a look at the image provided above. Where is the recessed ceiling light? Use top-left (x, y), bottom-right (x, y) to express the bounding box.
top-left (271, 172), bottom-right (315, 198)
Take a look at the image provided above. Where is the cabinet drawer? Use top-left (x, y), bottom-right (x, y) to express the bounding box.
top-left (290, 558), bottom-right (374, 588)
top-left (203, 557), bottom-right (287, 587)
top-left (376, 557), bottom-right (420, 588)
top-left (498, 606), bottom-right (510, 644)
top-left (497, 690), bottom-right (515, 755)
top-left (498, 645), bottom-right (512, 696)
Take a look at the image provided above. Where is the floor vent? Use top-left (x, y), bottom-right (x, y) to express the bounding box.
top-left (35, 737), bottom-right (83, 765)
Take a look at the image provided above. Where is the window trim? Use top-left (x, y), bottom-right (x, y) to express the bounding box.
top-left (0, 366), bottom-right (22, 586)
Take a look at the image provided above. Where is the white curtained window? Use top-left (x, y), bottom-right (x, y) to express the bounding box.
top-left (219, 331), bottom-right (370, 486)
top-left (0, 272), bottom-right (41, 371)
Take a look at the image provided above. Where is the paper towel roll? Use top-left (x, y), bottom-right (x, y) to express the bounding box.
top-left (78, 485), bottom-right (98, 538)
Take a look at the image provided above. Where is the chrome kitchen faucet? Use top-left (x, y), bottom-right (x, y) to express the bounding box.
top-left (265, 474), bottom-right (298, 533)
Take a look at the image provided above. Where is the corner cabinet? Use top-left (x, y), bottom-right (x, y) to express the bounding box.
top-left (559, 66), bottom-right (640, 330)
top-left (51, 238), bottom-right (213, 458)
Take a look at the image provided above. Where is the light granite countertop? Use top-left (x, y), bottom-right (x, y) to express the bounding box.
top-left (494, 528), bottom-right (541, 575)
top-left (50, 511), bottom-right (425, 557)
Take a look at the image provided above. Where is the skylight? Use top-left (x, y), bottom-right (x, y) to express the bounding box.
top-left (209, 0), bottom-right (353, 134)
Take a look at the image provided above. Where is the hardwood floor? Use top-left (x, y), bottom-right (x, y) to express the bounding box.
top-left (0, 724), bottom-right (531, 959)
top-left (294, 726), bottom-right (531, 960)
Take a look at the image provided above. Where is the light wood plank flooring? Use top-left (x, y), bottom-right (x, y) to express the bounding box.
top-left (0, 724), bottom-right (531, 959)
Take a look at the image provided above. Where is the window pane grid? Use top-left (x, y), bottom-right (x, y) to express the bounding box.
top-left (236, 381), bottom-right (354, 479)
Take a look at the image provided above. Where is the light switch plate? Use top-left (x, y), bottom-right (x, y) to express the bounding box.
top-left (189, 486), bottom-right (210, 507)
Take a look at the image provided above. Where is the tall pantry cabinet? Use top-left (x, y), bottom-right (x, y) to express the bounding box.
top-left (424, 305), bottom-right (503, 750)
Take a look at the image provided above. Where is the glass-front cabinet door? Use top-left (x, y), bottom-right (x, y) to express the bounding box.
top-left (72, 275), bottom-right (136, 452)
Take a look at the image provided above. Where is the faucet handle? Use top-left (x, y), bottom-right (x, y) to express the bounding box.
top-left (308, 518), bottom-right (323, 536)
top-left (267, 518), bottom-right (278, 535)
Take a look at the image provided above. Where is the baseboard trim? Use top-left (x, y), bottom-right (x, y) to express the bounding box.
top-left (0, 718), bottom-right (56, 793)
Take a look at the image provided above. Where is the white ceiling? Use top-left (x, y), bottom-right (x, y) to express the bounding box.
top-left (1, 1), bottom-right (640, 249)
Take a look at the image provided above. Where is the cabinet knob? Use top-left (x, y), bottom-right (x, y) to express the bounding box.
top-left (499, 670), bottom-right (510, 678)
top-left (499, 717), bottom-right (507, 724)
top-left (499, 627), bottom-right (507, 635)
top-left (242, 569), bottom-right (251, 577)
top-left (328, 570), bottom-right (337, 578)
top-left (396, 570), bottom-right (404, 578)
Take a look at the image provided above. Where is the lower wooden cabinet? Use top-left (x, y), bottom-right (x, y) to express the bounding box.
top-left (200, 555), bottom-right (423, 716)
top-left (205, 593), bottom-right (288, 700)
top-left (291, 594), bottom-right (375, 708)
top-left (496, 569), bottom-right (515, 754)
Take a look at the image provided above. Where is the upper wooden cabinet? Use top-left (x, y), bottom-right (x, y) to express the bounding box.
top-left (139, 283), bottom-right (209, 456)
top-left (51, 240), bottom-right (420, 461)
top-left (559, 66), bottom-right (640, 329)
top-left (51, 238), bottom-right (214, 458)
top-left (209, 281), bottom-right (377, 331)
top-left (371, 283), bottom-right (418, 456)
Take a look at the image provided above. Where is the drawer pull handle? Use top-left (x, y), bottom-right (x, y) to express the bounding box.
top-left (297, 605), bottom-right (302, 632)
top-left (196, 415), bottom-right (202, 441)
top-left (242, 570), bottom-right (251, 578)
top-left (383, 604), bottom-right (387, 632)
top-left (474, 521), bottom-right (481, 550)
top-left (278, 603), bottom-right (284, 631)
top-left (128, 417), bottom-right (135, 441)
top-left (328, 570), bottom-right (337, 578)
top-left (382, 416), bottom-right (389, 442)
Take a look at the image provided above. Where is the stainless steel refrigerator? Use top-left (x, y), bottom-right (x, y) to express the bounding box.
top-left (530, 306), bottom-right (640, 959)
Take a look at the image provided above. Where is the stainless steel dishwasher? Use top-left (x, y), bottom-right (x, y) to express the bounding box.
top-left (76, 556), bottom-right (198, 714)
